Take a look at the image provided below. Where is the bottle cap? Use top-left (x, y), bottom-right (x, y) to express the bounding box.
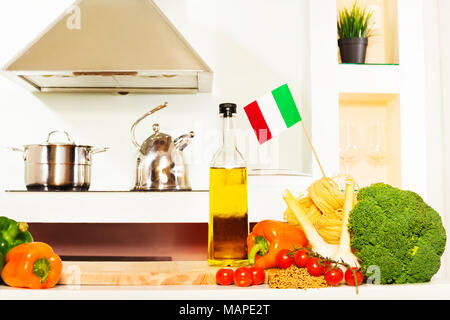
top-left (219, 103), bottom-right (237, 117)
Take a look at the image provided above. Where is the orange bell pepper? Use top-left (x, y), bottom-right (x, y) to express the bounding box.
top-left (247, 220), bottom-right (308, 269)
top-left (1, 242), bottom-right (62, 289)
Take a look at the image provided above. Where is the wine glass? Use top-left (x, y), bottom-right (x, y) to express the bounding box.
top-left (365, 120), bottom-right (388, 182)
top-left (340, 120), bottom-right (360, 176)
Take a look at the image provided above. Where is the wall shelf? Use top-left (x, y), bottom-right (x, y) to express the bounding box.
top-left (337, 64), bottom-right (400, 93)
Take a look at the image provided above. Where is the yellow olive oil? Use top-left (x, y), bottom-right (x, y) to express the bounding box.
top-left (208, 167), bottom-right (249, 267)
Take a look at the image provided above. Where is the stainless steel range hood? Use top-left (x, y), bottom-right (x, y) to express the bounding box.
top-left (2, 0), bottom-right (213, 94)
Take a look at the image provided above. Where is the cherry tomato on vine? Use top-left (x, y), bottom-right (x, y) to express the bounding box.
top-left (216, 268), bottom-right (234, 286)
top-left (233, 267), bottom-right (253, 287)
top-left (306, 257), bottom-right (326, 276)
top-left (324, 267), bottom-right (344, 286)
top-left (345, 268), bottom-right (364, 286)
top-left (275, 249), bottom-right (294, 269)
top-left (294, 249), bottom-right (309, 268)
top-left (324, 263), bottom-right (332, 272)
top-left (248, 266), bottom-right (265, 285)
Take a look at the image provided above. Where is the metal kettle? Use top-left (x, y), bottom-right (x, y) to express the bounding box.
top-left (131, 102), bottom-right (194, 191)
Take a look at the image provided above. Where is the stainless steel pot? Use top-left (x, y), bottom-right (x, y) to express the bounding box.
top-left (10, 131), bottom-right (108, 191)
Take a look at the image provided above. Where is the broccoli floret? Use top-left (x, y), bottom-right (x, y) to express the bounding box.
top-left (349, 183), bottom-right (446, 284)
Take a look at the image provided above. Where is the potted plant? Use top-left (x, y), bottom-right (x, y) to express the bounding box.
top-left (337, 1), bottom-right (374, 64)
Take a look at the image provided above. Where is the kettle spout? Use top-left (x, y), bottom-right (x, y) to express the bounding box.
top-left (174, 131), bottom-right (195, 151)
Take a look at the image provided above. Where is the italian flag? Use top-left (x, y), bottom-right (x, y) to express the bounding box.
top-left (244, 84), bottom-right (302, 144)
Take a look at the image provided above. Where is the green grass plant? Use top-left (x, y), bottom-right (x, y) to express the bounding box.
top-left (337, 1), bottom-right (374, 39)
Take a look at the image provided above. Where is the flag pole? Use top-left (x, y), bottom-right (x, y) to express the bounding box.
top-left (301, 121), bottom-right (326, 178)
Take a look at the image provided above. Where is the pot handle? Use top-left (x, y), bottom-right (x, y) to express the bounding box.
top-left (86, 147), bottom-right (109, 162)
top-left (130, 102), bottom-right (168, 149)
top-left (47, 130), bottom-right (74, 144)
top-left (6, 147), bottom-right (27, 160)
top-left (91, 147), bottom-right (109, 155)
top-left (7, 147), bottom-right (24, 153)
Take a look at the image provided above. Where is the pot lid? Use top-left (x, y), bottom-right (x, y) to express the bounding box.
top-left (24, 131), bottom-right (92, 148)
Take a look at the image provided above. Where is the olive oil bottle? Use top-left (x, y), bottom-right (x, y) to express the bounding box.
top-left (208, 103), bottom-right (249, 267)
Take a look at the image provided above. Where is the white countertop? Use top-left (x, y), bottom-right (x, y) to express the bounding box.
top-left (1, 278), bottom-right (449, 300)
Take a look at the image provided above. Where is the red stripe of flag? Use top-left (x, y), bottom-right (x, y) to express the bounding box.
top-left (244, 100), bottom-right (272, 144)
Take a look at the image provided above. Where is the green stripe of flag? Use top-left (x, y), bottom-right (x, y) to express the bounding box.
top-left (271, 84), bottom-right (302, 128)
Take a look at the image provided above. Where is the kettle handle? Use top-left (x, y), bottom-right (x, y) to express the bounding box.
top-left (130, 102), bottom-right (168, 148)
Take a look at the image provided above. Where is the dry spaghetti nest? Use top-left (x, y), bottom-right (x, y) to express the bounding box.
top-left (284, 176), bottom-right (357, 245)
top-left (267, 265), bottom-right (328, 289)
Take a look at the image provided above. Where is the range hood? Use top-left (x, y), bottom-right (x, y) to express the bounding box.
top-left (2, 0), bottom-right (213, 94)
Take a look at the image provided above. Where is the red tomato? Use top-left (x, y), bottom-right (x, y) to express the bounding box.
top-left (275, 249), bottom-right (294, 269)
top-left (345, 268), bottom-right (364, 286)
top-left (294, 250), bottom-right (309, 268)
top-left (306, 257), bottom-right (326, 276)
top-left (233, 267), bottom-right (253, 287)
top-left (248, 266), bottom-right (265, 285)
top-left (324, 267), bottom-right (344, 286)
top-left (216, 268), bottom-right (234, 286)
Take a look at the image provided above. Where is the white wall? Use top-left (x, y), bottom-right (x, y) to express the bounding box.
top-left (436, 0), bottom-right (450, 279)
top-left (0, 0), bottom-right (312, 191)
top-left (423, 0), bottom-right (445, 217)
top-left (420, 0), bottom-right (450, 280)
top-left (421, 0), bottom-right (447, 280)
top-left (438, 0), bottom-right (450, 220)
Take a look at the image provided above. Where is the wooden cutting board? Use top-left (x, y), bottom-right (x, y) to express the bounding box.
top-left (59, 261), bottom-right (226, 286)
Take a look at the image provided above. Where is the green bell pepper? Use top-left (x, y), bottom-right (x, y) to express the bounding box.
top-left (0, 217), bottom-right (33, 273)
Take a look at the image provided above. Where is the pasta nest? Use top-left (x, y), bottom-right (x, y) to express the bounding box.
top-left (284, 176), bottom-right (357, 245)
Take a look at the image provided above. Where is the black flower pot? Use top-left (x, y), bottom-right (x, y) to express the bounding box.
top-left (338, 37), bottom-right (368, 64)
